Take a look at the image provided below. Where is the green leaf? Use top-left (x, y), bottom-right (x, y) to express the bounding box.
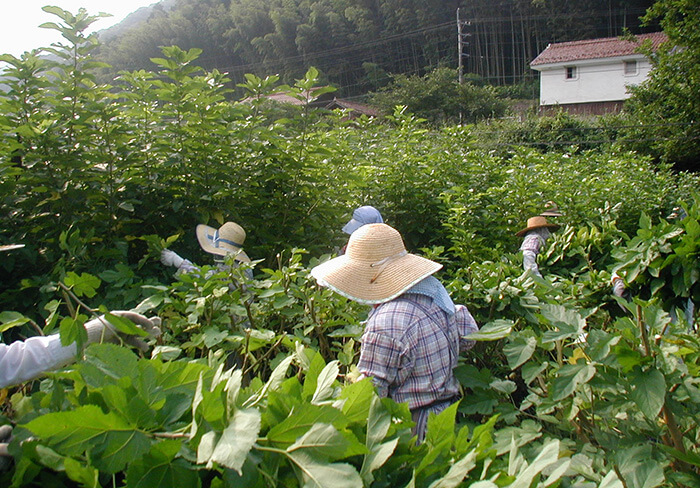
top-left (361, 438), bottom-right (398, 485)
top-left (425, 402), bottom-right (459, 447)
top-left (287, 451), bottom-right (362, 488)
top-left (59, 315), bottom-right (88, 351)
top-left (630, 368), bottom-right (666, 419)
top-left (127, 440), bottom-right (201, 488)
top-left (208, 408), bottom-right (261, 473)
top-left (104, 312), bottom-right (148, 337)
top-left (615, 445), bottom-right (665, 488)
top-left (339, 378), bottom-right (374, 424)
top-left (267, 405), bottom-right (343, 445)
top-left (287, 423), bottom-right (351, 462)
top-left (63, 272), bottom-right (101, 298)
top-left (508, 439), bottom-right (561, 488)
top-left (551, 363), bottom-right (596, 401)
top-left (311, 360), bottom-right (339, 404)
top-left (464, 319), bottom-right (512, 341)
top-left (64, 457), bottom-right (100, 488)
top-left (504, 333), bottom-right (537, 369)
top-left (23, 405), bottom-right (150, 474)
top-left (427, 450), bottom-right (477, 488)
top-left (134, 295), bottom-right (164, 314)
top-left (0, 311), bottom-right (30, 333)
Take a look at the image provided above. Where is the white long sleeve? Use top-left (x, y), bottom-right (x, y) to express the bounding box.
top-left (0, 335), bottom-right (77, 389)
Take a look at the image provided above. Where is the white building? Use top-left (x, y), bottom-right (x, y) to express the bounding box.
top-left (530, 32), bottom-right (667, 115)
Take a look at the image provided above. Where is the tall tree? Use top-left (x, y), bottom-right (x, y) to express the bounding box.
top-left (625, 0), bottom-right (700, 170)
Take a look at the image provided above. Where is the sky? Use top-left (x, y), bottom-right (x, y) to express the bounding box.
top-left (1, 1), bottom-right (159, 58)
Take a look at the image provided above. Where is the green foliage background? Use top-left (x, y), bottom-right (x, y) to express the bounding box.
top-left (0, 6), bottom-right (699, 488)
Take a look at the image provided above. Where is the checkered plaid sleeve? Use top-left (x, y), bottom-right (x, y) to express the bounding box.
top-left (455, 305), bottom-right (479, 353)
top-left (519, 232), bottom-right (543, 253)
top-left (357, 331), bottom-right (408, 398)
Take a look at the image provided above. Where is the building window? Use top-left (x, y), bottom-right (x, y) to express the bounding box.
top-left (624, 60), bottom-right (637, 75)
top-left (565, 66), bottom-right (577, 79)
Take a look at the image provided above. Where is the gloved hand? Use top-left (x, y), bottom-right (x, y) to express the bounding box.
top-left (85, 311), bottom-right (162, 352)
top-left (161, 248), bottom-right (184, 268)
top-left (0, 424), bottom-right (12, 470)
top-left (611, 272), bottom-right (626, 298)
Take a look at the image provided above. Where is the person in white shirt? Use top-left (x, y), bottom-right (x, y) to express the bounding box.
top-left (516, 215), bottom-right (560, 277)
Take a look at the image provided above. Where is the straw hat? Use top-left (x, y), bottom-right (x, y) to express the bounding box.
top-left (342, 205), bottom-right (384, 234)
top-left (540, 201), bottom-right (562, 217)
top-left (195, 222), bottom-right (250, 263)
top-left (515, 216), bottom-right (560, 237)
top-left (311, 223), bottom-right (442, 304)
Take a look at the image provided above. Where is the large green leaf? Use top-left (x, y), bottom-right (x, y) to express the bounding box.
top-left (287, 451), bottom-right (363, 488)
top-left (630, 368), bottom-right (666, 419)
top-left (361, 395), bottom-right (397, 484)
top-left (464, 319), bottom-right (513, 341)
top-left (127, 440), bottom-right (201, 488)
top-left (551, 363), bottom-right (596, 401)
top-left (267, 405), bottom-right (344, 445)
top-left (427, 450), bottom-right (477, 488)
top-left (208, 408), bottom-right (261, 473)
top-left (508, 439), bottom-right (561, 488)
top-left (287, 423), bottom-right (364, 462)
top-left (311, 360), bottom-right (340, 405)
top-left (615, 445), bottom-right (665, 488)
top-left (339, 378), bottom-right (374, 424)
top-left (23, 405), bottom-right (150, 474)
top-left (503, 332), bottom-right (537, 370)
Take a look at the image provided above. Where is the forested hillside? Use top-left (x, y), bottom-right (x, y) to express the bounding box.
top-left (96, 0), bottom-right (657, 95)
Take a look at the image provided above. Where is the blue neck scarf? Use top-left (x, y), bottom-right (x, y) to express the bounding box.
top-left (405, 275), bottom-right (455, 316)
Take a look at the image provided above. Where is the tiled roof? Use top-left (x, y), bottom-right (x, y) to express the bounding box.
top-left (531, 32), bottom-right (668, 66)
top-left (325, 98), bottom-right (380, 117)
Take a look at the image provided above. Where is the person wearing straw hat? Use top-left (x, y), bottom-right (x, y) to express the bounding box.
top-left (540, 201), bottom-right (562, 218)
top-left (516, 216), bottom-right (560, 277)
top-left (311, 223), bottom-right (478, 442)
top-left (340, 205), bottom-right (384, 255)
top-left (342, 205), bottom-right (384, 235)
top-left (160, 221), bottom-right (252, 279)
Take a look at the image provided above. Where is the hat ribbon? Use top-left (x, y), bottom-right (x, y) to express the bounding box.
top-left (369, 250), bottom-right (407, 283)
top-left (211, 230), bottom-right (243, 249)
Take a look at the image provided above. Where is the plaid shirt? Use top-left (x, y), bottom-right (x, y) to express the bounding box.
top-left (519, 228), bottom-right (550, 254)
top-left (357, 294), bottom-right (478, 412)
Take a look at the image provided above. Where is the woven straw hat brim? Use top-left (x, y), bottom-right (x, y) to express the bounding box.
top-left (515, 222), bottom-right (560, 237)
top-left (540, 210), bottom-right (563, 217)
top-left (195, 224), bottom-right (251, 263)
top-left (311, 253), bottom-right (442, 304)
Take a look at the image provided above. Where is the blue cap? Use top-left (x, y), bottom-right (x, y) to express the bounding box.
top-left (342, 206), bottom-right (384, 234)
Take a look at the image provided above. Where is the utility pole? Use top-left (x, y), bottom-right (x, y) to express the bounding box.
top-left (457, 8), bottom-right (470, 84)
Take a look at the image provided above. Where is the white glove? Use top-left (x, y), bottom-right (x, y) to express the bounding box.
top-left (85, 311), bottom-right (162, 352)
top-left (611, 273), bottom-right (626, 298)
top-left (161, 248), bottom-right (184, 268)
top-left (0, 424), bottom-right (11, 460)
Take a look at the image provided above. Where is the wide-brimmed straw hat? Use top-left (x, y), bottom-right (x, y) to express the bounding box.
top-left (342, 205), bottom-right (384, 235)
top-left (516, 216), bottom-right (560, 237)
top-left (311, 223), bottom-right (442, 304)
top-left (540, 201), bottom-right (562, 217)
top-left (195, 222), bottom-right (250, 263)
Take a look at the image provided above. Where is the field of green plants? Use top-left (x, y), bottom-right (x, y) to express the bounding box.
top-left (0, 7), bottom-right (699, 488)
